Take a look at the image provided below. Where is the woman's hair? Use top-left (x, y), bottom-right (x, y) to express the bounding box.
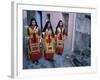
top-left (29, 18), bottom-right (38, 27)
top-left (28, 18), bottom-right (41, 42)
top-left (55, 20), bottom-right (63, 33)
top-left (43, 21), bottom-right (54, 34)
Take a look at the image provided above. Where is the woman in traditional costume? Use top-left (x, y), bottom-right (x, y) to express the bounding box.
top-left (42, 21), bottom-right (55, 61)
top-left (55, 20), bottom-right (65, 55)
top-left (27, 18), bottom-right (42, 64)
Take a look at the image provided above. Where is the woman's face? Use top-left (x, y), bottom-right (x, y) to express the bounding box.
top-left (59, 21), bottom-right (63, 27)
top-left (32, 20), bottom-right (36, 26)
top-left (48, 23), bottom-right (51, 28)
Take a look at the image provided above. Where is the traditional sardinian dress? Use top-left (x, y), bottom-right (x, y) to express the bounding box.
top-left (27, 26), bottom-right (42, 61)
top-left (55, 27), bottom-right (64, 55)
top-left (44, 28), bottom-right (55, 60)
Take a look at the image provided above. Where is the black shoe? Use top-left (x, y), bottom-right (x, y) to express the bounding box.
top-left (36, 60), bottom-right (39, 64)
top-left (47, 59), bottom-right (54, 62)
top-left (32, 61), bottom-right (35, 64)
top-left (35, 60), bottom-right (39, 65)
top-left (57, 53), bottom-right (62, 55)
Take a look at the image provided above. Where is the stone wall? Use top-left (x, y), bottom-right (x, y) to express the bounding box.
top-left (74, 13), bottom-right (91, 52)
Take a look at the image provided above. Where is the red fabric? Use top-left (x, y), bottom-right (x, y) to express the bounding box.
top-left (30, 52), bottom-right (42, 61)
top-left (33, 33), bottom-right (36, 42)
top-left (58, 34), bottom-right (62, 40)
top-left (56, 47), bottom-right (63, 54)
top-left (30, 35), bottom-right (38, 43)
top-left (31, 37), bottom-right (35, 43)
top-left (46, 36), bottom-right (51, 43)
top-left (32, 47), bottom-right (39, 51)
top-left (44, 53), bottom-right (53, 59)
top-left (60, 34), bottom-right (62, 40)
top-left (48, 36), bottom-right (51, 43)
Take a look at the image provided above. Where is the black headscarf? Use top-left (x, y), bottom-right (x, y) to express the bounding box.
top-left (43, 21), bottom-right (54, 35)
top-left (55, 20), bottom-right (63, 34)
top-left (29, 18), bottom-right (38, 27)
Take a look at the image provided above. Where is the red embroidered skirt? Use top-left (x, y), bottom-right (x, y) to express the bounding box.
top-left (56, 47), bottom-right (63, 54)
top-left (30, 52), bottom-right (42, 61)
top-left (44, 53), bottom-right (54, 60)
